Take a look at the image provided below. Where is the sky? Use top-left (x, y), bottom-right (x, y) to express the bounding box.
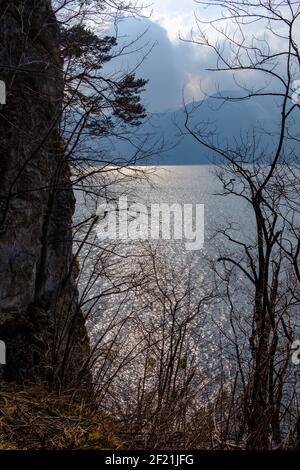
top-left (148, 0), bottom-right (197, 43)
top-left (110, 1), bottom-right (226, 113)
top-left (105, 1), bottom-right (300, 114)
top-left (145, 0), bottom-right (216, 110)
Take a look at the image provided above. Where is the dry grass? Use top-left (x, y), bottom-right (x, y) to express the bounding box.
top-left (0, 384), bottom-right (123, 450)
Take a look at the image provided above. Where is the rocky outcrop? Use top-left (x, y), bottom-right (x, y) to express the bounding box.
top-left (0, 0), bottom-right (90, 387)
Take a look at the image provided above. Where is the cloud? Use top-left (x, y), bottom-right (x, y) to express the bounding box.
top-left (149, 0), bottom-right (196, 43)
top-left (105, 8), bottom-right (291, 114)
top-left (105, 16), bottom-right (238, 113)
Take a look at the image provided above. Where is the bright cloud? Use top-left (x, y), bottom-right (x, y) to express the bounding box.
top-left (106, 2), bottom-right (299, 112)
top-left (148, 0), bottom-right (197, 43)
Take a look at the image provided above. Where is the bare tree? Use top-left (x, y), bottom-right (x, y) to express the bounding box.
top-left (182, 0), bottom-right (300, 449)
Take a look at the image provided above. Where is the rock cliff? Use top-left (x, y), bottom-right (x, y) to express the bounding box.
top-left (0, 0), bottom-right (90, 387)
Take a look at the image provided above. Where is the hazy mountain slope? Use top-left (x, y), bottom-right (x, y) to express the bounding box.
top-left (112, 93), bottom-right (299, 165)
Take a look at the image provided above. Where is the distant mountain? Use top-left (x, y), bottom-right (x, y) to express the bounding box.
top-left (106, 92), bottom-right (300, 165)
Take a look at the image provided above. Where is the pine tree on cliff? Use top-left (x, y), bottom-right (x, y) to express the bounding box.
top-left (0, 0), bottom-right (147, 388)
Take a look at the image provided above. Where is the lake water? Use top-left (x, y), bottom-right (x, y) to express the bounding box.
top-left (86, 165), bottom-right (253, 252)
top-left (75, 164), bottom-right (257, 350)
top-left (75, 164), bottom-right (255, 353)
top-left (133, 165), bottom-right (252, 243)
top-left (74, 164), bottom-right (300, 423)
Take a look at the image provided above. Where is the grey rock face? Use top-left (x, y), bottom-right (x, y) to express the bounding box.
top-left (0, 0), bottom-right (90, 387)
